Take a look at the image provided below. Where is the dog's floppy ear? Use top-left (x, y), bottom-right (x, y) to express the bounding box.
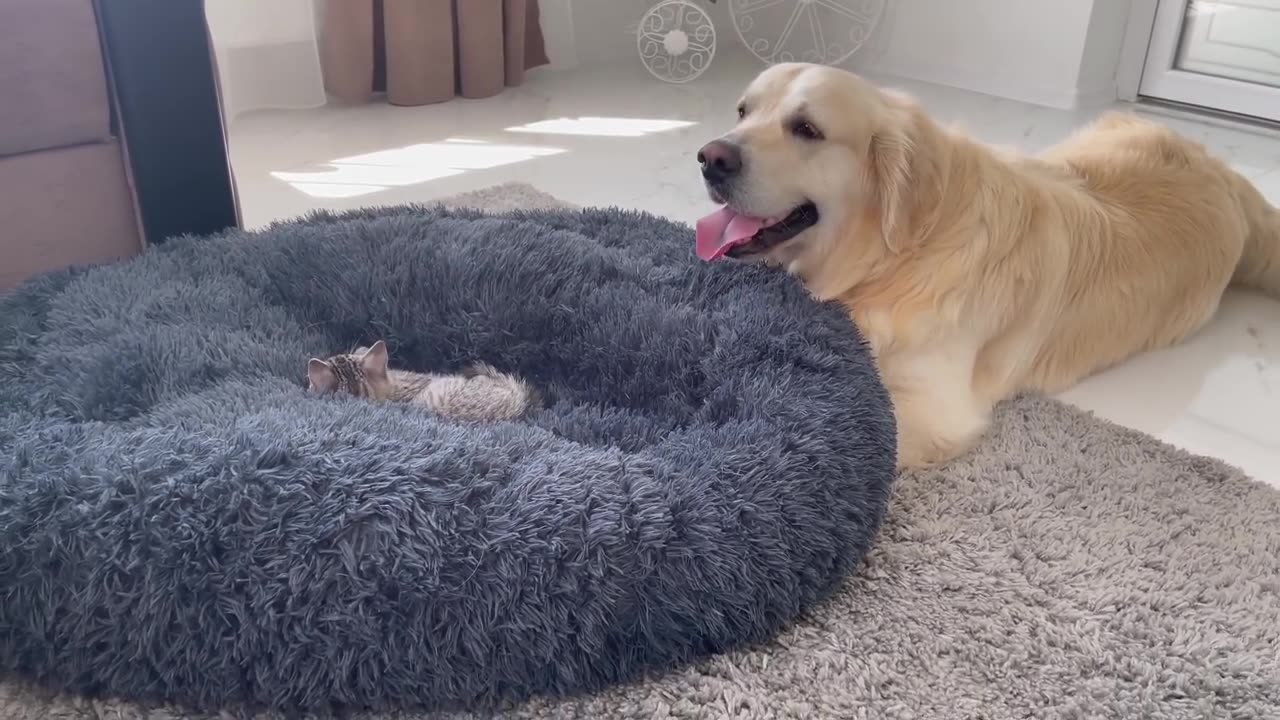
top-left (870, 123), bottom-right (915, 253)
top-left (868, 92), bottom-right (929, 254)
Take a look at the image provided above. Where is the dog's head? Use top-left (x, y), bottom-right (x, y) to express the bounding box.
top-left (695, 63), bottom-right (928, 284)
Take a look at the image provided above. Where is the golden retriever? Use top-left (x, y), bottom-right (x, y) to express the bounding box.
top-left (694, 63), bottom-right (1280, 468)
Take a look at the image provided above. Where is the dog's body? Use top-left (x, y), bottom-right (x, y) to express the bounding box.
top-left (696, 64), bottom-right (1280, 468)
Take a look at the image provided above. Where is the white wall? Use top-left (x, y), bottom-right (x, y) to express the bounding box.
top-left (552, 0), bottom-right (1137, 109)
top-left (1076, 0), bottom-right (1137, 106)
top-left (204, 0), bottom-right (327, 123)
top-left (536, 0), bottom-right (580, 69)
top-left (555, 0), bottom-right (738, 66)
top-left (866, 0), bottom-right (1113, 108)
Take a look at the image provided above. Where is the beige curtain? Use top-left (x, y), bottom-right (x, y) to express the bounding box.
top-left (319, 0), bottom-right (549, 107)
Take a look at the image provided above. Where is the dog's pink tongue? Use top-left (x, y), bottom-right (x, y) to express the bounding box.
top-left (695, 207), bottom-right (767, 261)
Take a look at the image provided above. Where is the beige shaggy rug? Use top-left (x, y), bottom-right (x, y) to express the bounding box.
top-left (4, 184), bottom-right (1278, 720)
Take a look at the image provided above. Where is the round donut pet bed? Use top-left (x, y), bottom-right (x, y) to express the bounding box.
top-left (0, 205), bottom-right (896, 713)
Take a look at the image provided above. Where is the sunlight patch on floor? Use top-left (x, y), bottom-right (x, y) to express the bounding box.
top-left (271, 139), bottom-right (566, 198)
top-left (505, 116), bottom-right (696, 137)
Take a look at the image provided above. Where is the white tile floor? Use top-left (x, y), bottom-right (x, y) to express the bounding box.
top-left (226, 55), bottom-right (1280, 487)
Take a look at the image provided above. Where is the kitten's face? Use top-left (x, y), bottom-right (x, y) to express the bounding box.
top-left (307, 340), bottom-right (393, 401)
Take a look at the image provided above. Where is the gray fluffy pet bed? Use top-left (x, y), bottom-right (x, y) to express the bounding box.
top-left (0, 205), bottom-right (895, 713)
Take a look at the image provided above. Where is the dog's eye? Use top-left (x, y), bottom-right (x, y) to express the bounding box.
top-left (790, 120), bottom-right (823, 141)
top-left (737, 104), bottom-right (746, 120)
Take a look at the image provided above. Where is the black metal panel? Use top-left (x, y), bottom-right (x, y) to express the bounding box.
top-left (95, 0), bottom-right (239, 243)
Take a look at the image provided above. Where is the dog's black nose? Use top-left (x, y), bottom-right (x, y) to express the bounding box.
top-left (697, 140), bottom-right (742, 184)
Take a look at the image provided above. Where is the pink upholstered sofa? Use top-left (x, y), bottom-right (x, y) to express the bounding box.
top-left (0, 0), bottom-right (143, 292)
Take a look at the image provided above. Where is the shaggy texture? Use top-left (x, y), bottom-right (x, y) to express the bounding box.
top-left (0, 190), bottom-right (897, 713)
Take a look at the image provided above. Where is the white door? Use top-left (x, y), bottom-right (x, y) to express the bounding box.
top-left (1140, 0), bottom-right (1280, 123)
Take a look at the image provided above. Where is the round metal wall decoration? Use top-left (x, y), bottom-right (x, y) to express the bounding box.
top-left (637, 0), bottom-right (718, 84)
top-left (730, 0), bottom-right (885, 66)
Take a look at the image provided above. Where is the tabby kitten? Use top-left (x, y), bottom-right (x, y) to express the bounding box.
top-left (306, 340), bottom-right (538, 421)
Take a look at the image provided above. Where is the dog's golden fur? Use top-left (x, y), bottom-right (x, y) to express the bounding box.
top-left (715, 63), bottom-right (1280, 468)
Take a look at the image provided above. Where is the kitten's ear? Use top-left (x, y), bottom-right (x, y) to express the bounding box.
top-left (307, 358), bottom-right (337, 392)
top-left (360, 340), bottom-right (389, 378)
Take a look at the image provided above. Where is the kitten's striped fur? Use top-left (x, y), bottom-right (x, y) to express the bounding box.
top-left (307, 341), bottom-right (538, 422)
